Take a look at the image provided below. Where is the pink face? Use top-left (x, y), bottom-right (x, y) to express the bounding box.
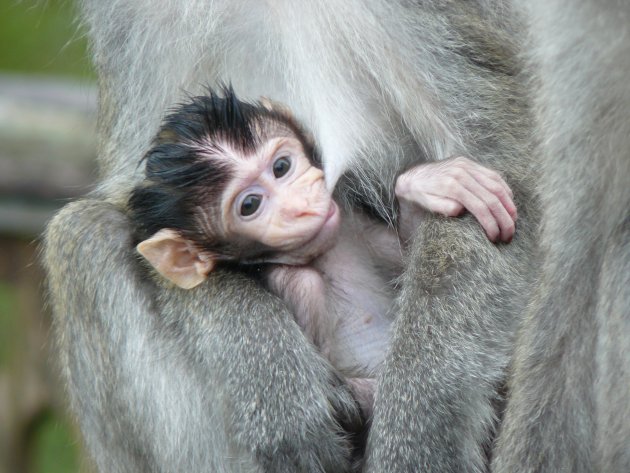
top-left (218, 136), bottom-right (341, 264)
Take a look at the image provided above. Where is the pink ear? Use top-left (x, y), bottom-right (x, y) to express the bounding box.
top-left (136, 229), bottom-right (217, 289)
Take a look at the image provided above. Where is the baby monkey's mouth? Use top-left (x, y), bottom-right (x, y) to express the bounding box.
top-left (302, 200), bottom-right (341, 255)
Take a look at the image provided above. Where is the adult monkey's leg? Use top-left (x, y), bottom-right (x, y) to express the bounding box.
top-left (493, 1), bottom-right (630, 472)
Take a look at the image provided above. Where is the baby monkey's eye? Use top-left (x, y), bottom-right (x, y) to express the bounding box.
top-left (240, 194), bottom-right (262, 216)
top-left (273, 157), bottom-right (291, 178)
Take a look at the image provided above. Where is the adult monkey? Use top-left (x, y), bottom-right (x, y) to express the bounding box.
top-left (493, 1), bottom-right (630, 472)
top-left (44, 1), bottom-right (537, 472)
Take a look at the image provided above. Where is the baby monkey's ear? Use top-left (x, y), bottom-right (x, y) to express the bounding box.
top-left (137, 229), bottom-right (217, 289)
top-left (259, 96), bottom-right (293, 116)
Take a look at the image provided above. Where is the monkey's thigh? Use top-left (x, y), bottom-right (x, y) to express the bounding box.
top-left (366, 215), bottom-right (530, 473)
top-left (43, 199), bottom-right (360, 473)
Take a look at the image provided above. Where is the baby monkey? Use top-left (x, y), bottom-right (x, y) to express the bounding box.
top-left (128, 87), bottom-right (517, 417)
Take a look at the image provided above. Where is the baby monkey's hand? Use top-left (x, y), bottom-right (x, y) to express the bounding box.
top-left (395, 156), bottom-right (517, 242)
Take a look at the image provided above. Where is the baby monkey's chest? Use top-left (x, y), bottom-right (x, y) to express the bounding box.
top-left (314, 226), bottom-right (400, 375)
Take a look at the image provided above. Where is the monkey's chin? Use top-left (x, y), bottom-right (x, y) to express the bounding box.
top-left (312, 201), bottom-right (341, 252)
top-left (274, 201), bottom-right (341, 265)
top-left (302, 201), bottom-right (341, 259)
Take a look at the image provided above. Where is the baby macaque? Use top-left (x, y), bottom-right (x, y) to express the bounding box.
top-left (128, 87), bottom-right (516, 418)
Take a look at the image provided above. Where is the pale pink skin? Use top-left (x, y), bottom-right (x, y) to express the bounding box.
top-left (395, 156), bottom-right (517, 243)
top-left (220, 136), bottom-right (341, 264)
top-left (219, 142), bottom-right (517, 416)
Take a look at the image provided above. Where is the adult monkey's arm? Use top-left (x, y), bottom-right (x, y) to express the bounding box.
top-left (44, 199), bottom-right (359, 473)
top-left (43, 0), bottom-right (360, 470)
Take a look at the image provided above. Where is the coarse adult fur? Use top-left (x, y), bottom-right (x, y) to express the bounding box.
top-left (43, 1), bottom-right (542, 472)
top-left (492, 1), bottom-right (630, 472)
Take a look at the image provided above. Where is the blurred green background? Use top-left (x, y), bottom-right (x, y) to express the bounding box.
top-left (0, 1), bottom-right (96, 472)
top-left (0, 0), bottom-right (94, 78)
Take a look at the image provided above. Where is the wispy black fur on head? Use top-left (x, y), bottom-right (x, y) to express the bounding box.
top-left (159, 84), bottom-right (260, 154)
top-left (128, 85), bottom-right (318, 261)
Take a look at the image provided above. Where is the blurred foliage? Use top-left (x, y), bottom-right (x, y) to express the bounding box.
top-left (0, 281), bottom-right (19, 367)
top-left (28, 411), bottom-right (80, 473)
top-left (0, 0), bottom-right (93, 78)
top-left (0, 2), bottom-right (91, 472)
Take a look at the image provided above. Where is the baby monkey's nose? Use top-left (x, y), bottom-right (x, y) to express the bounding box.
top-left (281, 195), bottom-right (318, 219)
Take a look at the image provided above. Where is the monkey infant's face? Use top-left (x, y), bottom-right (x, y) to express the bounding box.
top-left (221, 135), bottom-right (340, 264)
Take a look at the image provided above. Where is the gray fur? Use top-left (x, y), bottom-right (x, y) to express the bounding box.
top-left (45, 200), bottom-right (359, 472)
top-left (44, 0), bottom-right (542, 472)
top-left (492, 1), bottom-right (630, 472)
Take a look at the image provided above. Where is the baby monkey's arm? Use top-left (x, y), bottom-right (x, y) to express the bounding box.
top-left (395, 156), bottom-right (517, 243)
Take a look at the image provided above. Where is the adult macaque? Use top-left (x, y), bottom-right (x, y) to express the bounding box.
top-left (43, 1), bottom-right (547, 472)
top-left (128, 89), bottom-right (517, 418)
